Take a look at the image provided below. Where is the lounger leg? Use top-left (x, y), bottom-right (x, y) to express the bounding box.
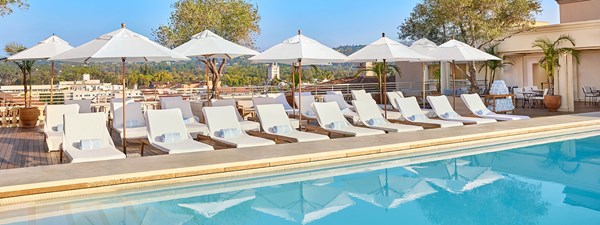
top-left (140, 141), bottom-right (145, 156)
top-left (60, 148), bottom-right (63, 164)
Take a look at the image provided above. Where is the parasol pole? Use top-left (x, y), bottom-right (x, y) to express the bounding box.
top-left (298, 58), bottom-right (303, 130)
top-left (383, 58), bottom-right (388, 119)
top-left (50, 61), bottom-right (55, 104)
top-left (202, 57), bottom-right (211, 106)
top-left (452, 60), bottom-right (456, 108)
top-left (421, 62), bottom-right (426, 108)
top-left (121, 57), bottom-right (127, 154)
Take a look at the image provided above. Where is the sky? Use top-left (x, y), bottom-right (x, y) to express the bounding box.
top-left (0, 0), bottom-right (560, 56)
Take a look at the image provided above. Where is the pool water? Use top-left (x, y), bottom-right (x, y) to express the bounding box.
top-left (2, 132), bottom-right (600, 225)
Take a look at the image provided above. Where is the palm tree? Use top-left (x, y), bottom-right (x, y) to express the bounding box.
top-left (532, 34), bottom-right (580, 95)
top-left (4, 42), bottom-right (35, 107)
top-left (354, 62), bottom-right (401, 102)
top-left (479, 43), bottom-right (513, 95)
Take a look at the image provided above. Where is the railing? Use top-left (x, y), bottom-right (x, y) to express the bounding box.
top-left (0, 106), bottom-right (45, 128)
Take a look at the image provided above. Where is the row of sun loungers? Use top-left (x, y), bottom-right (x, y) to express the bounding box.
top-left (43, 90), bottom-right (529, 164)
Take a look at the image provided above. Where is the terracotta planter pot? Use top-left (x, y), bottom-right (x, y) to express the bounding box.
top-left (544, 95), bottom-right (561, 112)
top-left (19, 107), bottom-right (40, 128)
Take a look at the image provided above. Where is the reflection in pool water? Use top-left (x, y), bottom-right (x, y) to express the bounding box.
top-left (2, 133), bottom-right (600, 225)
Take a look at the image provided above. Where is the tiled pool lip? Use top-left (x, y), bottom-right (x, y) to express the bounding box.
top-left (1, 113), bottom-right (599, 201)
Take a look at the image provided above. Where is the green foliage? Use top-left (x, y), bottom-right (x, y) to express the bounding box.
top-left (153, 0), bottom-right (260, 48)
top-left (532, 34), bottom-right (580, 95)
top-left (479, 43), bottom-right (513, 94)
top-left (399, 0), bottom-right (542, 93)
top-left (4, 42), bottom-right (34, 107)
top-left (333, 45), bottom-right (365, 56)
top-left (0, 0), bottom-right (27, 16)
top-left (153, 0), bottom-right (260, 98)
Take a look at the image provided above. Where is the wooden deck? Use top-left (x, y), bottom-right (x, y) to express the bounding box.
top-left (0, 100), bottom-right (597, 170)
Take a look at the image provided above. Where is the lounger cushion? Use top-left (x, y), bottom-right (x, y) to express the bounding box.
top-left (440, 112), bottom-right (460, 119)
top-left (53, 124), bottom-right (64, 132)
top-left (125, 120), bottom-right (141, 128)
top-left (115, 127), bottom-right (148, 139)
top-left (283, 131), bottom-right (330, 142)
top-left (475, 109), bottom-right (492, 116)
top-left (80, 139), bottom-right (102, 150)
top-left (407, 114), bottom-right (427, 122)
top-left (369, 123), bottom-right (424, 133)
top-left (272, 125), bottom-right (292, 134)
top-left (367, 118), bottom-right (385, 126)
top-left (216, 135), bottom-right (276, 148)
top-left (218, 128), bottom-right (242, 138)
top-left (66, 147), bottom-right (126, 163)
top-left (327, 121), bottom-right (346, 129)
top-left (161, 133), bottom-right (182, 144)
top-left (153, 139), bottom-right (213, 154)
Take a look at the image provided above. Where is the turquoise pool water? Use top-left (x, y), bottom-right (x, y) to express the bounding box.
top-left (2, 132), bottom-right (600, 225)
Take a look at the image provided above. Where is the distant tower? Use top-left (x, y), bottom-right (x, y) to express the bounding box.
top-left (267, 63), bottom-right (280, 80)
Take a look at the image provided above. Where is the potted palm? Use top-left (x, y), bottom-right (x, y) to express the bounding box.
top-left (355, 62), bottom-right (401, 104)
top-left (532, 34), bottom-right (579, 112)
top-left (4, 43), bottom-right (39, 127)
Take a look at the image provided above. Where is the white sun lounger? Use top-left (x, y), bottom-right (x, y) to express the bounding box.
top-left (323, 94), bottom-right (360, 124)
top-left (326, 90), bottom-right (343, 95)
top-left (110, 101), bottom-right (148, 139)
top-left (255, 104), bottom-right (329, 143)
top-left (252, 97), bottom-right (300, 129)
top-left (294, 95), bottom-right (319, 121)
top-left (44, 104), bottom-right (80, 151)
top-left (211, 99), bottom-right (260, 131)
top-left (164, 100), bottom-right (209, 135)
top-left (146, 109), bottom-right (214, 154)
top-left (386, 91), bottom-right (436, 117)
top-left (352, 100), bottom-right (423, 133)
top-left (266, 92), bottom-right (295, 115)
top-left (160, 96), bottom-right (183, 109)
top-left (312, 102), bottom-right (384, 137)
top-left (427, 95), bottom-right (497, 124)
top-left (62, 113), bottom-right (126, 163)
top-left (203, 106), bottom-right (275, 148)
top-left (461, 94), bottom-right (530, 121)
top-left (65, 99), bottom-right (92, 113)
top-left (395, 97), bottom-right (463, 128)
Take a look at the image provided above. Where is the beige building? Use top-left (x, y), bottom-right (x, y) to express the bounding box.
top-left (497, 0), bottom-right (600, 112)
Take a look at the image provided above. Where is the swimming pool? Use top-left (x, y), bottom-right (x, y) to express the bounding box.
top-left (1, 131), bottom-right (600, 225)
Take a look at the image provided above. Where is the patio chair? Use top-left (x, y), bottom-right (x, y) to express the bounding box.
top-left (312, 102), bottom-right (384, 137)
top-left (582, 86), bottom-right (595, 105)
top-left (531, 88), bottom-right (548, 108)
top-left (110, 100), bottom-right (148, 140)
top-left (460, 94), bottom-right (530, 121)
top-left (145, 109), bottom-right (214, 154)
top-left (513, 88), bottom-right (525, 108)
top-left (427, 95), bottom-right (497, 124)
top-left (203, 106), bottom-right (275, 148)
top-left (352, 99), bottom-right (423, 133)
top-left (61, 113), bottom-right (126, 163)
top-left (293, 95), bottom-right (319, 121)
top-left (323, 94), bottom-right (360, 124)
top-left (252, 97), bottom-right (300, 129)
top-left (255, 104), bottom-right (329, 142)
top-left (160, 96), bottom-right (183, 109)
top-left (164, 100), bottom-right (209, 135)
top-left (44, 104), bottom-right (80, 151)
top-left (394, 97), bottom-right (463, 128)
top-left (65, 99), bottom-right (92, 113)
top-left (211, 99), bottom-right (260, 131)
